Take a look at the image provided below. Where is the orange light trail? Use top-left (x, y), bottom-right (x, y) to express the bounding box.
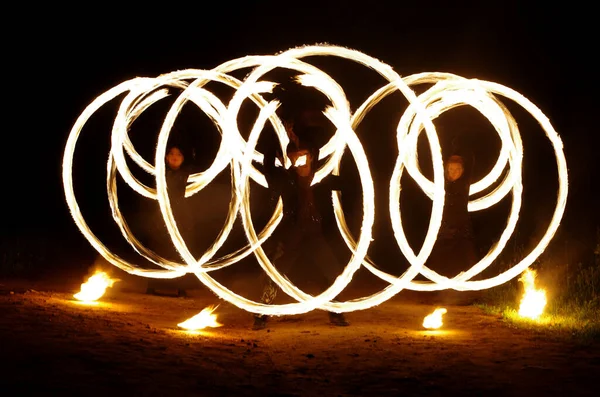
top-left (63, 44), bottom-right (568, 316)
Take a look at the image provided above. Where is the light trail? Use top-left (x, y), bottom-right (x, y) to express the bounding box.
top-left (63, 44), bottom-right (568, 315)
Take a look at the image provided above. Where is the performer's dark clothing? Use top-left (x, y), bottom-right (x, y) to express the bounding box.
top-left (165, 165), bottom-right (192, 217)
top-left (147, 164), bottom-right (197, 253)
top-left (438, 175), bottom-right (475, 242)
top-left (425, 156), bottom-right (481, 305)
top-left (427, 172), bottom-right (477, 279)
top-left (146, 164), bottom-right (198, 295)
top-left (257, 145), bottom-right (344, 304)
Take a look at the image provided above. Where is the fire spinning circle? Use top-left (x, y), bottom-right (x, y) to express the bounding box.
top-left (63, 44), bottom-right (568, 315)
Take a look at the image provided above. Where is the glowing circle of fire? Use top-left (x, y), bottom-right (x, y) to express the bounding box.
top-left (63, 44), bottom-right (568, 316)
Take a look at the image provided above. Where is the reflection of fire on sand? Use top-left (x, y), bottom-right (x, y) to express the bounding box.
top-left (1, 279), bottom-right (598, 396)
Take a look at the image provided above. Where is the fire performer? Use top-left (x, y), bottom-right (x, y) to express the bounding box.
top-left (145, 143), bottom-right (198, 297)
top-left (427, 152), bottom-right (480, 305)
top-left (252, 90), bottom-right (350, 330)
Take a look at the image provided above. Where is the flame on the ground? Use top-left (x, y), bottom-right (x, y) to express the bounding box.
top-left (178, 305), bottom-right (223, 331)
top-left (73, 271), bottom-right (118, 302)
top-left (423, 307), bottom-right (447, 329)
top-left (518, 268), bottom-right (547, 319)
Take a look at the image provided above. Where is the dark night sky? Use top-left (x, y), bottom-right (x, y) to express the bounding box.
top-left (5, 2), bottom-right (599, 266)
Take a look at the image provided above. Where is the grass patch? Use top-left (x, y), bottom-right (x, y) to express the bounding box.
top-left (478, 258), bottom-right (600, 343)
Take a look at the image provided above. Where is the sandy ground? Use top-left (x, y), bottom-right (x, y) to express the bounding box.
top-left (1, 273), bottom-right (599, 397)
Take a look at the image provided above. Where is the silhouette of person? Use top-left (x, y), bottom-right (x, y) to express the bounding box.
top-left (146, 144), bottom-right (199, 297)
top-left (427, 153), bottom-right (480, 305)
top-left (252, 112), bottom-right (349, 330)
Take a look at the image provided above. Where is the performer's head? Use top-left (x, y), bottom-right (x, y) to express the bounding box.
top-left (287, 138), bottom-right (319, 178)
top-left (288, 148), bottom-right (312, 177)
top-left (272, 76), bottom-right (329, 139)
top-left (166, 145), bottom-right (185, 171)
top-left (445, 155), bottom-right (464, 182)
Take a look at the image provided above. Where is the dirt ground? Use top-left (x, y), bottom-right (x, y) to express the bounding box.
top-left (1, 272), bottom-right (598, 397)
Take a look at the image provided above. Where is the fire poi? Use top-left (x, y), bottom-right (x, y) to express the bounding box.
top-left (178, 305), bottom-right (223, 331)
top-left (423, 308), bottom-right (448, 330)
top-left (518, 269), bottom-right (547, 319)
top-left (62, 44), bottom-right (568, 318)
top-left (74, 271), bottom-right (119, 302)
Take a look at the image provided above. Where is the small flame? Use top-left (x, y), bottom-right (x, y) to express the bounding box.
top-left (178, 305), bottom-right (223, 331)
top-left (73, 271), bottom-right (118, 302)
top-left (518, 268), bottom-right (547, 319)
top-left (423, 307), bottom-right (447, 329)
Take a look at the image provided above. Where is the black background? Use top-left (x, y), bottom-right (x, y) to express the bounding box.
top-left (4, 1), bottom-right (598, 273)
